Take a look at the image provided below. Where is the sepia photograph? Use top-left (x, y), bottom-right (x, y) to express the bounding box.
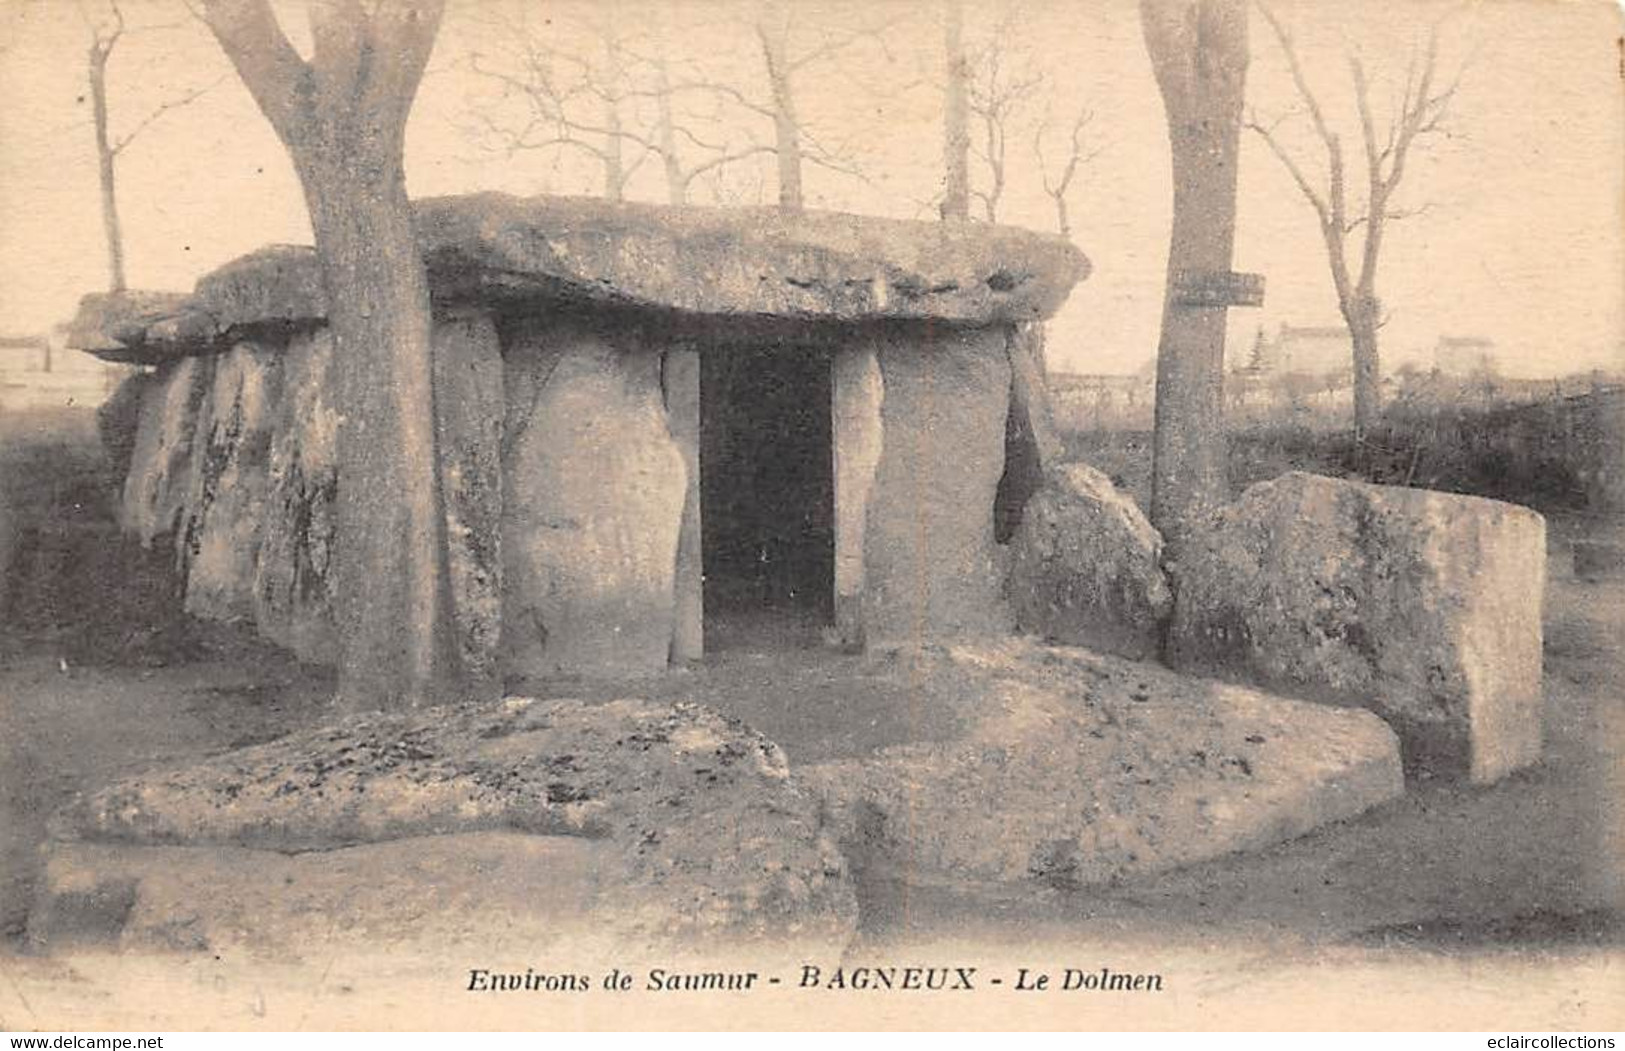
top-left (0, 0), bottom-right (1620, 1033)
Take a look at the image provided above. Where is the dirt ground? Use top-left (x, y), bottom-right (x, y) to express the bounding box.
top-left (0, 409), bottom-right (1620, 1029)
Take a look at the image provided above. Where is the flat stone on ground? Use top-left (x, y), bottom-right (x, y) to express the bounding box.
top-left (801, 639), bottom-right (1403, 890)
top-left (38, 697), bottom-right (855, 956)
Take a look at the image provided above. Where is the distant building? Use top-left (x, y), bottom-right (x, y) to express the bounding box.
top-left (1265, 324), bottom-right (1353, 378)
top-left (1433, 336), bottom-right (1497, 377)
top-left (0, 325), bottom-right (130, 410)
top-left (1050, 363), bottom-right (1156, 430)
top-left (0, 333), bottom-right (51, 372)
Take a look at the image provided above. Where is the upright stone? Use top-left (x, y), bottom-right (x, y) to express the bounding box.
top-left (432, 311), bottom-right (505, 692)
top-left (120, 355), bottom-right (212, 546)
top-left (502, 317), bottom-right (686, 678)
top-left (1007, 462), bottom-right (1173, 660)
top-left (662, 346), bottom-right (704, 662)
top-left (176, 342), bottom-right (284, 622)
top-left (1169, 472), bottom-right (1546, 783)
top-left (996, 323), bottom-right (1059, 543)
top-left (832, 342), bottom-right (884, 648)
top-left (862, 325), bottom-right (1013, 643)
top-left (254, 329), bottom-right (341, 664)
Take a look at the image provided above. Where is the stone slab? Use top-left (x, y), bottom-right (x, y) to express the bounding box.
top-left (861, 326), bottom-right (1013, 643)
top-left (1168, 472), bottom-right (1546, 784)
top-left (119, 356), bottom-right (212, 546)
top-left (1007, 462), bottom-right (1173, 660)
top-left (176, 341), bottom-right (284, 623)
top-left (432, 310), bottom-right (505, 689)
top-left (802, 639), bottom-right (1404, 890)
top-left (42, 697), bottom-right (857, 952)
top-left (252, 329), bottom-right (341, 664)
top-left (501, 318), bottom-right (686, 679)
top-left (69, 194), bottom-right (1090, 362)
top-left (29, 833), bottom-right (611, 957)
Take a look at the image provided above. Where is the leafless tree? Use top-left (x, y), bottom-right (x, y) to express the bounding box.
top-left (199, 0), bottom-right (470, 712)
top-left (748, 0), bottom-right (892, 211)
top-left (1140, 0), bottom-right (1250, 559)
top-left (941, 0), bottom-right (970, 220)
top-left (964, 10), bottom-right (1041, 223)
top-left (75, 0), bottom-right (217, 292)
top-left (1246, 2), bottom-right (1462, 443)
top-left (462, 1), bottom-right (655, 201)
top-left (463, 0), bottom-right (880, 209)
top-left (1034, 105), bottom-right (1099, 239)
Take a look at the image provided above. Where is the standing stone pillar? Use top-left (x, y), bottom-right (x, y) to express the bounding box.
top-left (501, 317), bottom-right (686, 679)
top-left (663, 346), bottom-right (704, 662)
top-left (121, 354), bottom-right (213, 545)
top-left (255, 329), bottom-right (341, 664)
top-left (863, 326), bottom-right (1013, 643)
top-left (832, 342), bottom-right (884, 649)
top-left (432, 309), bottom-right (506, 694)
top-left (177, 341), bottom-right (283, 622)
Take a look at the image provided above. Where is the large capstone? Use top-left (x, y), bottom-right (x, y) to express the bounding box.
top-left (502, 316), bottom-right (686, 678)
top-left (1006, 462), bottom-right (1173, 660)
top-left (35, 697), bottom-right (856, 955)
top-left (1167, 472), bottom-right (1546, 784)
top-left (862, 325), bottom-right (1013, 642)
top-left (66, 196), bottom-right (1089, 365)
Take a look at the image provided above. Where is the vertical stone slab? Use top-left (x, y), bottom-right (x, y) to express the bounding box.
top-left (176, 342), bottom-right (284, 623)
top-left (432, 310), bottom-right (505, 691)
top-left (1005, 322), bottom-right (1062, 472)
top-left (254, 329), bottom-right (341, 664)
top-left (832, 342), bottom-right (884, 648)
top-left (502, 316), bottom-right (687, 679)
top-left (997, 322), bottom-right (1059, 541)
top-left (662, 346), bottom-right (704, 662)
top-left (1169, 472), bottom-right (1546, 783)
top-left (120, 355), bottom-right (212, 546)
top-left (863, 325), bottom-right (1013, 643)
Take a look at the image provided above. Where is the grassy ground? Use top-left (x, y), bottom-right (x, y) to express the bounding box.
top-left (0, 408), bottom-right (1620, 1028)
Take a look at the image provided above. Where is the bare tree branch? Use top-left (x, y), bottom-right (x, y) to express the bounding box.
top-left (109, 73), bottom-right (224, 154)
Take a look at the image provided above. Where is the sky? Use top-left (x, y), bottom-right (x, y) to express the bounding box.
top-left (0, 0), bottom-right (1621, 378)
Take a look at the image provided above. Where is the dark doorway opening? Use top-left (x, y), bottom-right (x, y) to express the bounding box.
top-left (700, 344), bottom-right (835, 649)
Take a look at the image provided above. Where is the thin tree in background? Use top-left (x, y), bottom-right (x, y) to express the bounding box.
top-left (965, 10), bottom-right (1042, 223)
top-left (79, 0), bottom-right (216, 292)
top-left (1140, 0), bottom-right (1250, 559)
top-left (750, 0), bottom-right (889, 211)
top-left (199, 0), bottom-right (467, 712)
top-left (940, 0), bottom-right (970, 220)
top-left (1034, 105), bottom-right (1099, 239)
top-left (1246, 2), bottom-right (1461, 446)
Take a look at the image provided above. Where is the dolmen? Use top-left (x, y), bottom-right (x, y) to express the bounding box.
top-left (69, 192), bottom-right (1089, 680)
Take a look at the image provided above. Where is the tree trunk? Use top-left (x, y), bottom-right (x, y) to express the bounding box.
top-left (297, 149), bottom-right (460, 711)
top-left (603, 24), bottom-right (625, 202)
top-left (941, 0), bottom-right (970, 221)
top-left (654, 56), bottom-right (686, 204)
top-left (89, 47), bottom-right (127, 293)
top-left (1141, 0), bottom-right (1248, 561)
top-left (759, 22), bottom-right (803, 211)
top-left (605, 98), bottom-right (625, 201)
top-left (1347, 294), bottom-right (1381, 441)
